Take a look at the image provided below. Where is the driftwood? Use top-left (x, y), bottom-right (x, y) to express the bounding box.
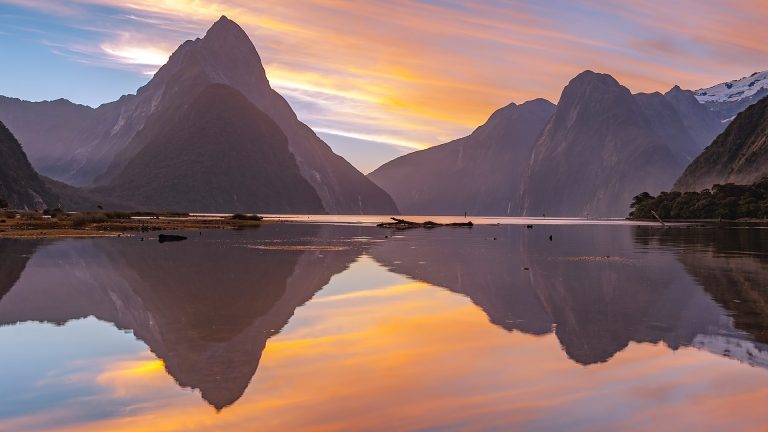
top-left (650, 210), bottom-right (666, 227)
top-left (376, 217), bottom-right (473, 229)
top-left (158, 234), bottom-right (188, 243)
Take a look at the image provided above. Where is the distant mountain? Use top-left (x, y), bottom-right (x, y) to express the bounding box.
top-left (674, 95), bottom-right (768, 192)
top-left (368, 99), bottom-right (555, 215)
top-left (91, 83), bottom-right (324, 213)
top-left (522, 71), bottom-right (686, 217)
top-left (634, 91), bottom-right (701, 163)
top-left (0, 121), bottom-right (58, 210)
top-left (664, 85), bottom-right (726, 149)
top-left (0, 97), bottom-right (100, 183)
top-left (0, 16), bottom-right (397, 214)
top-left (695, 70), bottom-right (768, 120)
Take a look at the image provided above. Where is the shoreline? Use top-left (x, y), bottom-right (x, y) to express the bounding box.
top-left (0, 214), bottom-right (267, 239)
top-left (3, 212), bottom-right (768, 240)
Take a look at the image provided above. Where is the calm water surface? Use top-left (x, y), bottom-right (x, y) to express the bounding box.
top-left (1, 221), bottom-right (768, 431)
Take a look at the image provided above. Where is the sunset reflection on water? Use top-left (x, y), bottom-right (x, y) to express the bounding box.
top-left (2, 225), bottom-right (768, 431)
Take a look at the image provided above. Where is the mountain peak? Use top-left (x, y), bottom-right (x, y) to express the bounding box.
top-left (569, 70), bottom-right (621, 88)
top-left (203, 15), bottom-right (252, 46)
top-left (557, 70), bottom-right (627, 107)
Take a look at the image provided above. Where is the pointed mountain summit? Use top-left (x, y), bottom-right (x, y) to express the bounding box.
top-left (0, 121), bottom-right (58, 210)
top-left (97, 16), bottom-right (397, 214)
top-left (522, 71), bottom-right (685, 217)
top-left (94, 83), bottom-right (324, 213)
top-left (674, 95), bottom-right (768, 191)
top-left (368, 98), bottom-right (555, 215)
top-left (0, 16), bottom-right (397, 214)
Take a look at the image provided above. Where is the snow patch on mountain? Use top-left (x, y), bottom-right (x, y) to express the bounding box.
top-left (695, 70), bottom-right (768, 103)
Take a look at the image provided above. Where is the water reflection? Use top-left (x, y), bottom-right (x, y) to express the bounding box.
top-left (370, 225), bottom-right (766, 366)
top-left (0, 239), bottom-right (37, 301)
top-left (0, 225), bottom-right (367, 410)
top-left (635, 225), bottom-right (768, 356)
top-left (1, 223), bottom-right (768, 430)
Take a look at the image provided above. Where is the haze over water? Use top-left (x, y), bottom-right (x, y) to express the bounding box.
top-left (2, 221), bottom-right (768, 431)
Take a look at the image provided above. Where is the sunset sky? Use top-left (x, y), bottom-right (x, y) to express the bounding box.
top-left (1, 0), bottom-right (767, 172)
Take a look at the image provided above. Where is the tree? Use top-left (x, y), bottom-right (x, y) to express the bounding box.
top-left (628, 177), bottom-right (768, 220)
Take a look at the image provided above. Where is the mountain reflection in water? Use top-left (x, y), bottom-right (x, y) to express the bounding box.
top-left (1, 223), bottom-right (768, 430)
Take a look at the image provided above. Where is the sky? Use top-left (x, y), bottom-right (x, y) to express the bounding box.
top-left (1, 1), bottom-right (767, 173)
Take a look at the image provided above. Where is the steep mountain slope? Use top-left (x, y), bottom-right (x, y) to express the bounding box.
top-left (0, 121), bottom-right (58, 209)
top-left (664, 85), bottom-right (726, 149)
top-left (0, 97), bottom-right (99, 182)
top-left (674, 95), bottom-right (768, 191)
top-left (522, 71), bottom-right (685, 217)
top-left (368, 99), bottom-right (555, 215)
top-left (634, 91), bottom-right (700, 163)
top-left (0, 16), bottom-right (397, 214)
top-left (93, 84), bottom-right (324, 213)
top-left (145, 16), bottom-right (397, 214)
top-left (695, 71), bottom-right (768, 120)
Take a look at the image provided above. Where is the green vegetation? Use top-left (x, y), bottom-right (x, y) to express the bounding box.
top-left (42, 207), bottom-right (66, 218)
top-left (630, 178), bottom-right (768, 220)
top-left (70, 213), bottom-right (109, 227)
top-left (68, 211), bottom-right (132, 227)
top-left (230, 213), bottom-right (263, 221)
top-left (0, 196), bottom-right (7, 209)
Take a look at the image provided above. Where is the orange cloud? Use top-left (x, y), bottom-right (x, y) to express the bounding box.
top-left (6, 0), bottom-right (768, 168)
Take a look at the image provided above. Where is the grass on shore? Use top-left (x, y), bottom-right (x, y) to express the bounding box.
top-left (0, 210), bottom-right (265, 239)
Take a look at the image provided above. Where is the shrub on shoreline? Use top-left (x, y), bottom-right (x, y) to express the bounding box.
top-left (630, 177), bottom-right (768, 220)
top-left (71, 213), bottom-right (109, 227)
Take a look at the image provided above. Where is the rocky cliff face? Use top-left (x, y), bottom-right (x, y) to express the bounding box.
top-left (93, 83), bottom-right (324, 213)
top-left (674, 95), bottom-right (768, 191)
top-left (0, 121), bottom-right (58, 210)
top-left (522, 71), bottom-right (685, 217)
top-left (0, 16), bottom-right (398, 214)
top-left (368, 99), bottom-right (555, 215)
top-left (664, 85), bottom-right (726, 149)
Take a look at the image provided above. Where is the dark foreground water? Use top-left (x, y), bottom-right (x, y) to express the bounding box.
top-left (1, 222), bottom-right (768, 431)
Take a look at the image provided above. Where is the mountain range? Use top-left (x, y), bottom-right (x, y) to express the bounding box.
top-left (0, 15), bottom-right (766, 216)
top-left (371, 70), bottom-right (731, 217)
top-left (0, 17), bottom-right (397, 214)
top-left (695, 71), bottom-right (768, 120)
top-left (369, 99), bottom-right (555, 215)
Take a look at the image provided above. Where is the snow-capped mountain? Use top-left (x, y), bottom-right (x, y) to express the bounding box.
top-left (694, 70), bottom-right (768, 120)
top-left (695, 70), bottom-right (768, 103)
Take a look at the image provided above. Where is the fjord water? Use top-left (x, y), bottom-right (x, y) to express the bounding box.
top-left (2, 223), bottom-right (768, 431)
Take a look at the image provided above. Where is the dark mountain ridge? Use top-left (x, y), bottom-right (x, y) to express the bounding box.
top-left (522, 71), bottom-right (686, 217)
top-left (674, 95), bottom-right (768, 192)
top-left (0, 16), bottom-right (397, 214)
top-left (368, 99), bottom-right (555, 215)
top-left (93, 83), bottom-right (324, 213)
top-left (0, 121), bottom-right (58, 210)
